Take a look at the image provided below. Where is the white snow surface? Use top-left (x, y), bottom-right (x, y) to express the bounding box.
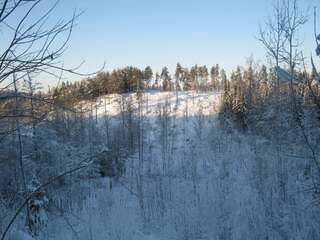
top-left (6, 90), bottom-right (320, 240)
top-left (83, 90), bottom-right (221, 118)
top-left (8, 231), bottom-right (35, 240)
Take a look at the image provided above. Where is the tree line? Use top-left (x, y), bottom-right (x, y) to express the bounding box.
top-left (47, 64), bottom-right (227, 106)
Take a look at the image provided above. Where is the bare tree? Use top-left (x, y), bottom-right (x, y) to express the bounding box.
top-left (259, 0), bottom-right (286, 94)
top-left (310, 7), bottom-right (320, 109)
top-left (0, 0), bottom-right (103, 238)
top-left (281, 0), bottom-right (308, 94)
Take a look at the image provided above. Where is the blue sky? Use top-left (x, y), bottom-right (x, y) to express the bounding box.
top-left (63, 0), bottom-right (273, 74)
top-left (10, 0), bottom-right (320, 84)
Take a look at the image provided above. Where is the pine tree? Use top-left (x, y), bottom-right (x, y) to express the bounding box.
top-left (257, 65), bottom-right (269, 99)
top-left (220, 68), bottom-right (228, 92)
top-left (175, 63), bottom-right (183, 91)
top-left (210, 64), bottom-right (220, 90)
top-left (243, 61), bottom-right (255, 107)
top-left (230, 66), bottom-right (243, 105)
top-left (182, 69), bottom-right (192, 91)
top-left (190, 65), bottom-right (199, 90)
top-left (199, 65), bottom-right (209, 91)
top-left (161, 67), bottom-right (172, 91)
top-left (143, 66), bottom-right (153, 90)
top-left (154, 72), bottom-right (160, 89)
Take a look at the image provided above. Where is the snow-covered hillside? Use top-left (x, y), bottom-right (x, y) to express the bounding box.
top-left (6, 91), bottom-right (320, 240)
top-left (95, 91), bottom-right (221, 118)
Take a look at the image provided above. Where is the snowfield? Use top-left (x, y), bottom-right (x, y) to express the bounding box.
top-left (95, 91), bottom-right (221, 118)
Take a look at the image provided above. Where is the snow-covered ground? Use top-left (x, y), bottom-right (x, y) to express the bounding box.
top-left (6, 90), bottom-right (320, 240)
top-left (95, 91), bottom-right (221, 118)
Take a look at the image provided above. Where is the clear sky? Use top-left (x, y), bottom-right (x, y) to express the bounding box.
top-left (16, 0), bottom-right (320, 84)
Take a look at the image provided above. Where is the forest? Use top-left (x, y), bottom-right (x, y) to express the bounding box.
top-left (1, 0), bottom-right (320, 239)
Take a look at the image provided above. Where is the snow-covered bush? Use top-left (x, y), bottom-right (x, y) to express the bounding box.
top-left (26, 177), bottom-right (49, 237)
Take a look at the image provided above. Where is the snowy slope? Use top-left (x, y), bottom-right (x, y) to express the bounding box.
top-left (16, 90), bottom-right (319, 240)
top-left (93, 90), bottom-right (221, 117)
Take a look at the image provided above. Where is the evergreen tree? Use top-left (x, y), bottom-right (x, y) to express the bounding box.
top-left (230, 66), bottom-right (243, 105)
top-left (220, 68), bottom-right (228, 92)
top-left (211, 64), bottom-right (220, 90)
top-left (154, 72), bottom-right (160, 89)
top-left (143, 66), bottom-right (153, 90)
top-left (161, 67), bottom-right (172, 91)
top-left (199, 65), bottom-right (209, 91)
top-left (183, 69), bottom-right (192, 91)
top-left (243, 61), bottom-right (255, 106)
top-left (190, 65), bottom-right (199, 90)
top-left (257, 65), bottom-right (269, 99)
top-left (175, 63), bottom-right (183, 91)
